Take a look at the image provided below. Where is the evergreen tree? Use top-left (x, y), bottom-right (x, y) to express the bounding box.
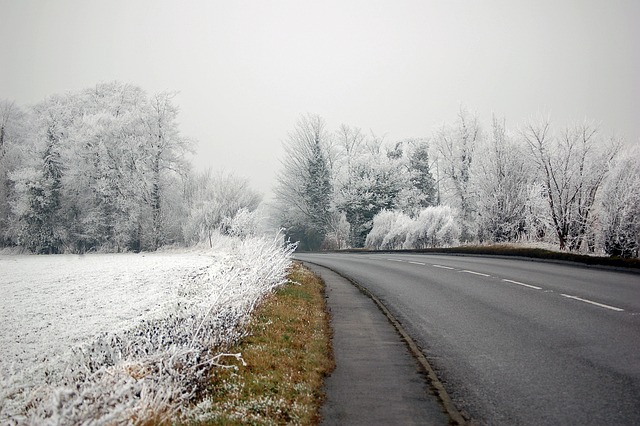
top-left (408, 141), bottom-right (436, 210)
top-left (304, 137), bottom-right (332, 234)
top-left (274, 114), bottom-right (333, 250)
top-left (21, 125), bottom-right (64, 253)
top-left (339, 156), bottom-right (401, 247)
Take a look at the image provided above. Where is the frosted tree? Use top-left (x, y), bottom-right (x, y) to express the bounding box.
top-left (322, 211), bottom-right (350, 249)
top-left (141, 92), bottom-right (192, 250)
top-left (0, 100), bottom-right (25, 246)
top-left (274, 114), bottom-right (333, 250)
top-left (337, 150), bottom-right (403, 247)
top-left (330, 124), bottom-right (366, 207)
top-left (334, 123), bottom-right (366, 165)
top-left (66, 83), bottom-right (150, 251)
top-left (522, 181), bottom-right (552, 242)
top-left (0, 100), bottom-right (20, 156)
top-left (278, 121), bottom-right (436, 248)
top-left (523, 118), bottom-right (620, 251)
top-left (599, 147), bottom-right (640, 257)
top-left (434, 108), bottom-right (481, 241)
top-left (326, 124), bottom-right (368, 249)
top-left (305, 132), bottom-right (332, 231)
top-left (15, 95), bottom-right (73, 253)
top-left (409, 140), bottom-right (436, 207)
top-left (226, 207), bottom-right (259, 239)
top-left (8, 83), bottom-right (194, 253)
top-left (475, 116), bottom-right (531, 242)
top-left (393, 139), bottom-right (437, 216)
top-left (183, 170), bottom-right (262, 246)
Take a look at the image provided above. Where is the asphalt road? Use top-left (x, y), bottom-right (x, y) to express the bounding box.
top-left (296, 252), bottom-right (640, 425)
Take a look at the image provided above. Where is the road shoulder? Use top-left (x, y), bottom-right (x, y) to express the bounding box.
top-left (304, 262), bottom-right (451, 425)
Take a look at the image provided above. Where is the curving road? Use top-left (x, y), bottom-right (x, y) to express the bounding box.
top-left (296, 252), bottom-right (640, 425)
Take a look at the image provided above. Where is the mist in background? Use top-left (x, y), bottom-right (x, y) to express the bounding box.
top-left (2, 0), bottom-right (638, 196)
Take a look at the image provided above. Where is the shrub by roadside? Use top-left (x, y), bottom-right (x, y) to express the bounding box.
top-left (190, 262), bottom-right (334, 425)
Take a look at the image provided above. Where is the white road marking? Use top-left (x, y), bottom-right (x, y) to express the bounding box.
top-left (560, 294), bottom-right (624, 312)
top-left (432, 264), bottom-right (455, 270)
top-left (501, 279), bottom-right (542, 290)
top-left (387, 258), bottom-right (405, 262)
top-left (408, 261), bottom-right (426, 265)
top-left (460, 270), bottom-right (491, 277)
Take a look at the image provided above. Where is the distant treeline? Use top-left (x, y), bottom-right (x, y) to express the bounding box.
top-left (0, 82), bottom-right (262, 253)
top-left (274, 112), bottom-right (639, 258)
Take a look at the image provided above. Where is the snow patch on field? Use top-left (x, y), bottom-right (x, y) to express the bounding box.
top-left (0, 235), bottom-right (294, 424)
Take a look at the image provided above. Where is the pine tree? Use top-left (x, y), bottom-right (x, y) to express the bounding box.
top-left (304, 137), bottom-right (332, 235)
top-left (408, 142), bottom-right (436, 210)
top-left (339, 157), bottom-right (401, 247)
top-left (22, 125), bottom-right (64, 254)
top-left (274, 114), bottom-right (333, 250)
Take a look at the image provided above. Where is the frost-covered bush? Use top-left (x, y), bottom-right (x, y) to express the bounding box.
top-left (322, 212), bottom-right (351, 250)
top-left (183, 171), bottom-right (262, 247)
top-left (366, 206), bottom-right (460, 249)
top-left (225, 207), bottom-right (260, 239)
top-left (384, 215), bottom-right (412, 249)
top-left (367, 210), bottom-right (399, 249)
top-left (404, 206), bottom-right (460, 249)
top-left (0, 234), bottom-right (295, 425)
top-left (365, 210), bottom-right (411, 250)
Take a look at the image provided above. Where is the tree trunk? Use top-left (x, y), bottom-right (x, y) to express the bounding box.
top-left (151, 156), bottom-right (161, 251)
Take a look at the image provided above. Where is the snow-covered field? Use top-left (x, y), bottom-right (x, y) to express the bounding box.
top-left (0, 235), bottom-right (294, 424)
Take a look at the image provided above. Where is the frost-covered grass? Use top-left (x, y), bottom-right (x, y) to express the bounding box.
top-left (0, 234), bottom-right (294, 424)
top-left (190, 262), bottom-right (334, 425)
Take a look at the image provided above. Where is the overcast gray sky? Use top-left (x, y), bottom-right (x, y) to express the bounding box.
top-left (2, 0), bottom-right (638, 196)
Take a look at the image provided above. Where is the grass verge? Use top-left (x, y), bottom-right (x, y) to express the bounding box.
top-left (191, 262), bottom-right (334, 425)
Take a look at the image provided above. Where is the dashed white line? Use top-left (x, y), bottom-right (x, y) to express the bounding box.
top-left (368, 259), bottom-right (626, 313)
top-left (501, 279), bottom-right (542, 290)
top-left (432, 264), bottom-right (455, 270)
top-left (560, 294), bottom-right (624, 312)
top-left (460, 270), bottom-right (491, 277)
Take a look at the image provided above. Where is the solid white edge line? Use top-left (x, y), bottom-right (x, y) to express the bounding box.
top-left (432, 264), bottom-right (455, 270)
top-left (560, 294), bottom-right (624, 312)
top-left (460, 270), bottom-right (491, 277)
top-left (501, 279), bottom-right (542, 290)
top-left (408, 261), bottom-right (426, 265)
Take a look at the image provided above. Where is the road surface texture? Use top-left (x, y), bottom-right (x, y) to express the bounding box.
top-left (296, 252), bottom-right (640, 425)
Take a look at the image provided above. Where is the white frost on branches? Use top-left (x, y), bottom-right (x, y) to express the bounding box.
top-left (599, 147), bottom-right (640, 257)
top-left (366, 206), bottom-right (460, 250)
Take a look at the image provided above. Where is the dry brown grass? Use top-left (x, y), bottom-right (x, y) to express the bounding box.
top-left (190, 262), bottom-right (334, 425)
